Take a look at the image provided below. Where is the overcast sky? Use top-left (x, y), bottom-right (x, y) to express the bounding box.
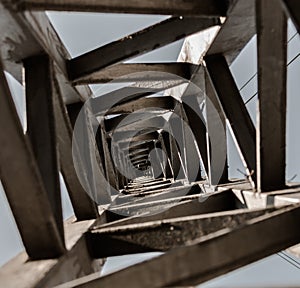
top-left (1, 12), bottom-right (300, 287)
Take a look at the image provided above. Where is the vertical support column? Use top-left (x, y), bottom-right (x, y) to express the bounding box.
top-left (0, 55), bottom-right (65, 260)
top-left (161, 132), bottom-right (176, 179)
top-left (181, 67), bottom-right (209, 178)
top-left (180, 104), bottom-right (203, 182)
top-left (68, 102), bottom-right (99, 203)
top-left (159, 133), bottom-right (174, 179)
top-left (87, 107), bottom-right (112, 204)
top-left (68, 102), bottom-right (111, 205)
top-left (53, 76), bottom-right (98, 221)
top-left (205, 71), bottom-right (228, 185)
top-left (100, 126), bottom-right (118, 191)
top-left (169, 132), bottom-right (186, 180)
top-left (205, 54), bottom-right (256, 184)
top-left (123, 150), bottom-right (134, 182)
top-left (107, 137), bottom-right (120, 190)
top-left (149, 142), bottom-right (164, 179)
top-left (24, 55), bottom-right (64, 240)
top-left (155, 141), bottom-right (167, 179)
top-left (113, 144), bottom-right (125, 189)
top-left (119, 150), bottom-right (128, 186)
top-left (256, 0), bottom-right (287, 191)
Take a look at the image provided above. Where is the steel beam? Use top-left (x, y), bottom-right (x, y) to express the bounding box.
top-left (100, 126), bottom-right (119, 191)
top-left (106, 96), bottom-right (175, 116)
top-left (109, 192), bottom-right (205, 216)
top-left (0, 56), bottom-right (65, 259)
top-left (205, 70), bottom-right (228, 185)
top-left (172, 66), bottom-right (208, 178)
top-left (161, 131), bottom-right (176, 178)
top-left (205, 54), bottom-right (256, 184)
top-left (67, 17), bottom-right (220, 81)
top-left (207, 0), bottom-right (256, 65)
top-left (91, 86), bottom-right (175, 116)
top-left (117, 132), bottom-right (157, 146)
top-left (14, 0), bottom-right (228, 16)
top-left (73, 104), bottom-right (112, 205)
top-left (256, 0), bottom-right (287, 191)
top-left (169, 133), bottom-right (185, 180)
top-left (88, 207), bottom-right (277, 257)
top-left (180, 104), bottom-right (203, 182)
top-left (72, 63), bottom-right (197, 85)
top-left (128, 148), bottom-right (149, 156)
top-left (24, 55), bottom-right (64, 240)
top-left (0, 2), bottom-right (92, 103)
top-left (130, 154), bottom-right (149, 162)
top-left (55, 205), bottom-right (300, 287)
top-left (0, 217), bottom-right (105, 288)
top-left (97, 189), bottom-right (239, 227)
top-left (105, 113), bottom-right (161, 133)
top-left (112, 116), bottom-right (166, 133)
top-left (282, 0), bottom-right (300, 33)
top-left (158, 134), bottom-right (173, 179)
top-left (52, 76), bottom-right (99, 220)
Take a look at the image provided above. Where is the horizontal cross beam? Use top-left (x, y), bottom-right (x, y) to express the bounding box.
top-left (73, 63), bottom-right (197, 85)
top-left (88, 207), bottom-right (277, 257)
top-left (14, 0), bottom-right (229, 16)
top-left (67, 16), bottom-right (220, 81)
top-left (91, 85), bottom-right (179, 116)
top-left (55, 204), bottom-right (300, 287)
top-left (106, 96), bottom-right (175, 115)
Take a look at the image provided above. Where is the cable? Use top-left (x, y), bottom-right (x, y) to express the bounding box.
top-left (277, 251), bottom-right (300, 270)
top-left (239, 73), bottom-right (257, 92)
top-left (281, 250), bottom-right (300, 266)
top-left (288, 31), bottom-right (299, 43)
top-left (287, 51), bottom-right (300, 66)
top-left (243, 51), bottom-right (300, 105)
top-left (242, 33), bottom-right (300, 105)
top-left (244, 92), bottom-right (257, 105)
top-left (239, 31), bottom-right (299, 93)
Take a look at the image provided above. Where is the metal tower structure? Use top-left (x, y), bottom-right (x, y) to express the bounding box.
top-left (0, 0), bottom-right (300, 287)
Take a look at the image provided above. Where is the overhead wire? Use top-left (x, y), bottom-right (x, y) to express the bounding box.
top-left (237, 31), bottom-right (300, 105)
top-left (243, 50), bottom-right (300, 105)
top-left (278, 251), bottom-right (300, 270)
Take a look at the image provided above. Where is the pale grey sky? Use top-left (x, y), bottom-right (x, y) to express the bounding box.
top-left (1, 12), bottom-right (300, 287)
